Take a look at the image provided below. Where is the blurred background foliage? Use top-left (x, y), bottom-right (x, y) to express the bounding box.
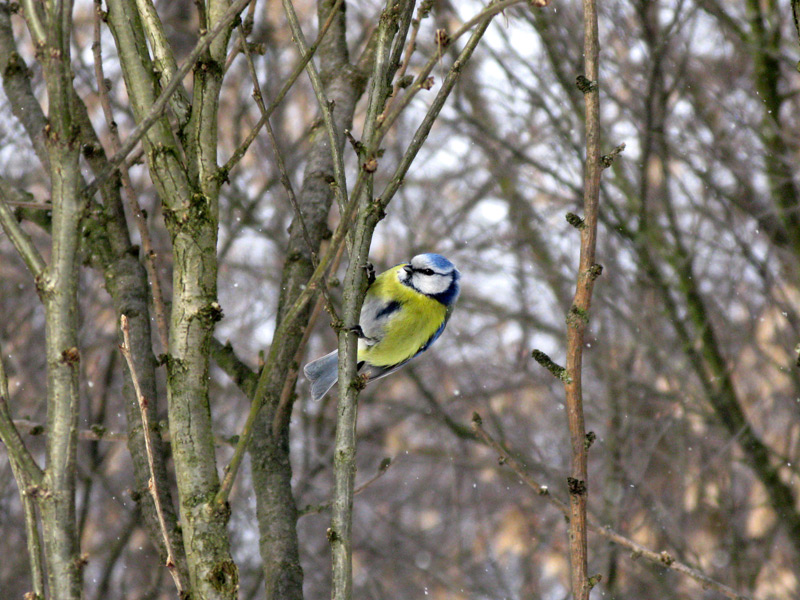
top-left (1, 0), bottom-right (799, 598)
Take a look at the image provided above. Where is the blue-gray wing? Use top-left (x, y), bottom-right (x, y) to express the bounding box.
top-left (359, 297), bottom-right (402, 345)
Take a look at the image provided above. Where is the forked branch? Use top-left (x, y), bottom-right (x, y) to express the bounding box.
top-left (85, 0), bottom-right (254, 198)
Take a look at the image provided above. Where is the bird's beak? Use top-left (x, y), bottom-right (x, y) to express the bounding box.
top-left (402, 264), bottom-right (413, 275)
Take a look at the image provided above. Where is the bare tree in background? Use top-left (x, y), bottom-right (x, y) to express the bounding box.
top-left (1, 1), bottom-right (799, 600)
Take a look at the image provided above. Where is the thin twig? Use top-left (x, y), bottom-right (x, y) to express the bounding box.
top-left (16, 420), bottom-right (130, 442)
top-left (272, 294), bottom-right (325, 438)
top-left (18, 0), bottom-right (45, 45)
top-left (281, 0), bottom-right (349, 213)
top-left (210, 338), bottom-right (260, 398)
top-left (793, 0), bottom-right (800, 49)
top-left (298, 458), bottom-right (393, 516)
top-left (12, 419), bottom-right (240, 446)
top-left (222, 0), bottom-right (344, 177)
top-left (20, 485), bottom-right (45, 600)
top-left (458, 0), bottom-right (546, 38)
top-left (0, 184), bottom-right (47, 280)
top-left (119, 315), bottom-right (186, 596)
top-left (377, 5), bottom-right (498, 209)
top-left (553, 0), bottom-right (604, 595)
top-left (0, 201), bottom-right (52, 210)
top-left (531, 349), bottom-right (571, 383)
top-left (0, 344), bottom-right (45, 600)
top-left (92, 1), bottom-right (170, 354)
top-left (208, 296), bottom-right (323, 442)
top-left (131, 0), bottom-right (191, 125)
top-left (376, 0), bottom-right (547, 140)
top-left (223, 0), bottom-right (259, 70)
top-left (471, 415), bottom-right (752, 600)
top-left (377, 0), bottom-right (430, 123)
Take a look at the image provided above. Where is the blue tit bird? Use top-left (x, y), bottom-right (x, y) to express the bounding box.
top-left (303, 253), bottom-right (461, 401)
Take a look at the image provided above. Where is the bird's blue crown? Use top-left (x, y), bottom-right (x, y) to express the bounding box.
top-left (418, 253), bottom-right (455, 272)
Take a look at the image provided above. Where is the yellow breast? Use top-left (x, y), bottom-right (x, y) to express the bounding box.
top-left (358, 265), bottom-right (447, 368)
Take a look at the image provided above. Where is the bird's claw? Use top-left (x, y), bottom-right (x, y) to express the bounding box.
top-left (364, 262), bottom-right (376, 286)
top-left (349, 325), bottom-right (378, 344)
top-left (349, 325), bottom-right (367, 338)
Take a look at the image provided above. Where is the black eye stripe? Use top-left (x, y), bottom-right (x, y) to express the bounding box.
top-left (410, 266), bottom-right (449, 277)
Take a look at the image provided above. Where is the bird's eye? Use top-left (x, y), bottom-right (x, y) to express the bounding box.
top-left (419, 268), bottom-right (435, 276)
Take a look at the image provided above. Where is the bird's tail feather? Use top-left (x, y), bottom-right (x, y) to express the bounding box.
top-left (303, 350), bottom-right (339, 401)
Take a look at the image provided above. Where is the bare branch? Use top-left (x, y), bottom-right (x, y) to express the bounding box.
top-left (531, 348), bottom-right (571, 383)
top-left (794, 0), bottom-right (800, 48)
top-left (18, 0), bottom-right (45, 45)
top-left (558, 0), bottom-right (603, 595)
top-left (0, 181), bottom-right (47, 280)
top-left (298, 458), bottom-right (393, 517)
top-left (377, 1), bottom-right (430, 123)
top-left (328, 3), bottom-right (407, 595)
top-left (471, 415), bottom-right (752, 600)
top-left (119, 315), bottom-right (188, 596)
top-left (0, 348), bottom-right (45, 600)
top-left (13, 419), bottom-right (239, 446)
top-left (91, 0), bottom-right (170, 355)
top-left (34, 1), bottom-right (85, 593)
top-left (323, 2), bottom-right (542, 594)
top-left (210, 339), bottom-right (259, 400)
top-left (0, 345), bottom-right (44, 486)
top-left (378, 3), bottom-right (498, 209)
top-left (271, 295), bottom-right (325, 439)
top-left (0, 5), bottom-right (49, 169)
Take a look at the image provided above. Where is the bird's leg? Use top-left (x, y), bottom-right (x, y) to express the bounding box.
top-left (364, 262), bottom-right (376, 287)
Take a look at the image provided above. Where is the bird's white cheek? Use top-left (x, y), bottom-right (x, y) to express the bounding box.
top-left (413, 275), bottom-right (448, 296)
